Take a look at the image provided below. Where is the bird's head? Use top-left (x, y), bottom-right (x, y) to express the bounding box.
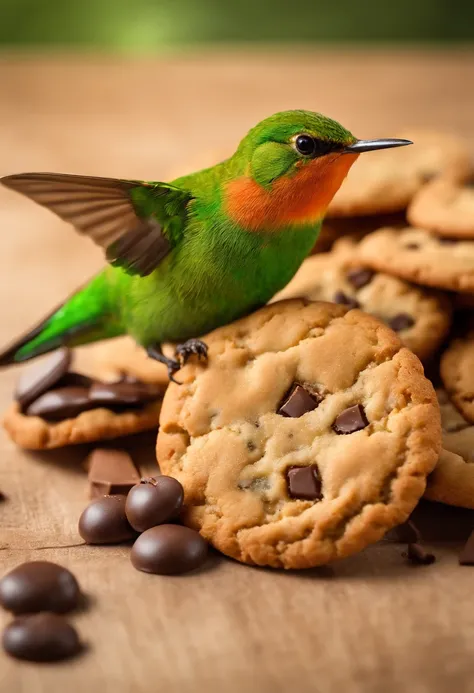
top-left (225, 109), bottom-right (411, 231)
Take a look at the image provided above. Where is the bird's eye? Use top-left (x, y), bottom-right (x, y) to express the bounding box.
top-left (295, 134), bottom-right (316, 156)
top-left (294, 134), bottom-right (334, 158)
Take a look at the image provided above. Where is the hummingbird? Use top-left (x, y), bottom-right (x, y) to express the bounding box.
top-left (0, 110), bottom-right (411, 381)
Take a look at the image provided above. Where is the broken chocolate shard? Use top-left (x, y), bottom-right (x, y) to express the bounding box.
top-left (14, 348), bottom-right (72, 410)
top-left (459, 529), bottom-right (474, 565)
top-left (25, 386), bottom-right (93, 421)
top-left (346, 268), bottom-right (375, 289)
top-left (388, 313), bottom-right (415, 332)
top-left (286, 465), bottom-right (322, 501)
top-left (333, 404), bottom-right (369, 435)
top-left (86, 448), bottom-right (141, 499)
top-left (406, 543), bottom-right (436, 565)
top-left (89, 380), bottom-right (162, 409)
top-left (333, 291), bottom-right (360, 310)
top-left (278, 384), bottom-right (321, 418)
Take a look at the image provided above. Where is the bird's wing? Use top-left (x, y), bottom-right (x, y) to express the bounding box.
top-left (1, 172), bottom-right (192, 277)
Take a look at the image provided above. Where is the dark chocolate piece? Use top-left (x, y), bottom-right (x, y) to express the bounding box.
top-left (388, 313), bottom-right (415, 332)
top-left (0, 561), bottom-right (81, 614)
top-left (125, 476), bottom-right (184, 532)
top-left (286, 465), bottom-right (322, 501)
top-left (333, 404), bottom-right (369, 434)
top-left (78, 495), bottom-right (136, 545)
top-left (333, 291), bottom-right (360, 310)
top-left (459, 529), bottom-right (474, 565)
top-left (406, 543), bottom-right (436, 565)
top-left (131, 524), bottom-right (208, 575)
top-left (86, 448), bottom-right (140, 499)
top-left (89, 380), bottom-right (162, 408)
top-left (25, 386), bottom-right (93, 421)
top-left (346, 268), bottom-right (375, 289)
top-left (278, 384), bottom-right (320, 418)
top-left (2, 613), bottom-right (81, 662)
top-left (14, 348), bottom-right (71, 409)
top-left (57, 371), bottom-right (94, 388)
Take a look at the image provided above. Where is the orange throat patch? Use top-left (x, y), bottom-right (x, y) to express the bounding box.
top-left (225, 152), bottom-right (359, 232)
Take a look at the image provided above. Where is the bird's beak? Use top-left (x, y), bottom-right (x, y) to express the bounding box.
top-left (343, 138), bottom-right (413, 154)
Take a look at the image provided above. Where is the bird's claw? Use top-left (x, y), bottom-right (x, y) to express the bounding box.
top-left (167, 361), bottom-right (182, 385)
top-left (175, 339), bottom-right (208, 367)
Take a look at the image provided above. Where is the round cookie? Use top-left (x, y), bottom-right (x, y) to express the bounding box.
top-left (356, 226), bottom-right (474, 293)
top-left (273, 251), bottom-right (451, 361)
top-left (424, 390), bottom-right (474, 509)
top-left (408, 172), bottom-right (474, 238)
top-left (440, 330), bottom-right (474, 422)
top-left (157, 299), bottom-right (441, 569)
top-left (327, 130), bottom-right (470, 217)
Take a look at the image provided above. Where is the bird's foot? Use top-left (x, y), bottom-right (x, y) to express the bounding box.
top-left (146, 345), bottom-right (181, 384)
top-left (175, 338), bottom-right (208, 367)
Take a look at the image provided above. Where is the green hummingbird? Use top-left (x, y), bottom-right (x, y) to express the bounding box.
top-left (0, 110), bottom-right (411, 380)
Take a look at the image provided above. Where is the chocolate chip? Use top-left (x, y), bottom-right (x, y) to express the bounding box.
top-left (406, 543), bottom-right (436, 565)
top-left (86, 448), bottom-right (140, 499)
top-left (0, 561), bottom-right (81, 614)
top-left (333, 291), bottom-right (360, 309)
top-left (278, 384), bottom-right (321, 418)
top-left (89, 380), bottom-right (162, 408)
top-left (125, 476), bottom-right (184, 532)
top-left (14, 348), bottom-right (71, 409)
top-left (78, 495), bottom-right (136, 544)
top-left (346, 268), bottom-right (375, 289)
top-left (131, 525), bottom-right (208, 575)
top-left (57, 371), bottom-right (94, 389)
top-left (459, 529), bottom-right (474, 565)
top-left (2, 613), bottom-right (81, 662)
top-left (286, 465), bottom-right (322, 501)
top-left (388, 313), bottom-right (415, 332)
top-left (333, 404), bottom-right (369, 434)
top-left (25, 386), bottom-right (93, 421)
top-left (404, 243), bottom-right (420, 250)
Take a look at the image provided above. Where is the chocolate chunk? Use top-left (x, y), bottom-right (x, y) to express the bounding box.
top-left (388, 313), bottom-right (415, 332)
top-left (346, 268), bottom-right (375, 289)
top-left (78, 495), bottom-right (136, 544)
top-left (3, 613), bottom-right (81, 662)
top-left (125, 476), bottom-right (184, 532)
top-left (406, 543), bottom-right (436, 565)
top-left (286, 465), bottom-right (322, 501)
top-left (89, 380), bottom-right (162, 408)
top-left (333, 404), bottom-right (369, 434)
top-left (333, 291), bottom-right (360, 309)
top-left (14, 348), bottom-right (71, 409)
top-left (278, 384), bottom-right (321, 418)
top-left (459, 529), bottom-right (474, 565)
top-left (131, 524), bottom-right (208, 575)
top-left (86, 448), bottom-right (140, 499)
top-left (0, 561), bottom-right (81, 614)
top-left (26, 386), bottom-right (93, 421)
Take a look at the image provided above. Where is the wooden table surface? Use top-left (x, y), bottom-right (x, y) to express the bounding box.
top-left (1, 50), bottom-right (474, 693)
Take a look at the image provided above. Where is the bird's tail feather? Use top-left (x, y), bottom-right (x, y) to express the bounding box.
top-left (0, 273), bottom-right (124, 367)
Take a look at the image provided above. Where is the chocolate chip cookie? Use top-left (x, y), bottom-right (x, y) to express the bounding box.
top-left (327, 130), bottom-right (470, 217)
top-left (356, 226), bottom-right (474, 293)
top-left (424, 390), bottom-right (474, 509)
top-left (408, 172), bottom-right (474, 239)
top-left (273, 251), bottom-right (451, 361)
top-left (440, 330), bottom-right (474, 423)
top-left (157, 300), bottom-right (441, 569)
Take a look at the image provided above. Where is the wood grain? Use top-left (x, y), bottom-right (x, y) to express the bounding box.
top-left (1, 51), bottom-right (474, 693)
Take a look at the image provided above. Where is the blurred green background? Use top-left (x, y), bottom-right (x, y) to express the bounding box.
top-left (0, 0), bottom-right (473, 49)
